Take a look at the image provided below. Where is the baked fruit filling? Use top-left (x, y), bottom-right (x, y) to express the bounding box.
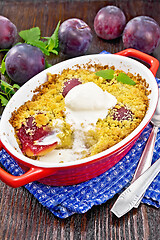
top-left (17, 116), bottom-right (57, 157)
top-left (111, 105), bottom-right (133, 121)
top-left (62, 78), bottom-right (82, 97)
top-left (9, 65), bottom-right (150, 161)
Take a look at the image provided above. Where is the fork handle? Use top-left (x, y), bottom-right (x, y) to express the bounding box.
top-left (111, 156), bottom-right (160, 218)
top-left (132, 125), bottom-right (158, 208)
top-left (132, 125), bottom-right (158, 182)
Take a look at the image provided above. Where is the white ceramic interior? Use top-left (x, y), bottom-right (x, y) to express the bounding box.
top-left (0, 54), bottom-right (158, 168)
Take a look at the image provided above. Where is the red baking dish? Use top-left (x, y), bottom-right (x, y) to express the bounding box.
top-left (0, 49), bottom-right (159, 188)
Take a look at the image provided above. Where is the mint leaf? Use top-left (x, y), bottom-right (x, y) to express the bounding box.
top-left (1, 80), bottom-right (15, 95)
top-left (0, 61), bottom-right (6, 74)
top-left (116, 72), bottom-right (136, 85)
top-left (0, 80), bottom-right (20, 105)
top-left (12, 84), bottom-right (20, 90)
top-left (0, 95), bottom-right (8, 106)
top-left (49, 49), bottom-right (59, 55)
top-left (19, 27), bottom-right (41, 42)
top-left (0, 53), bottom-right (7, 74)
top-left (1, 80), bottom-right (13, 89)
top-left (95, 69), bottom-right (115, 80)
top-left (27, 40), bottom-right (50, 56)
top-left (47, 38), bottom-right (55, 51)
top-left (0, 49), bottom-right (9, 52)
top-left (45, 21), bottom-right (60, 53)
top-left (45, 59), bottom-right (52, 69)
top-left (49, 21), bottom-right (60, 49)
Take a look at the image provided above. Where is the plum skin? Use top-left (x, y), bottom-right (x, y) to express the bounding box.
top-left (17, 116), bottom-right (57, 157)
top-left (0, 16), bottom-right (17, 49)
top-left (58, 18), bottom-right (93, 56)
top-left (112, 106), bottom-right (133, 121)
top-left (62, 78), bottom-right (82, 97)
top-left (5, 43), bottom-right (45, 84)
top-left (94, 5), bottom-right (126, 40)
top-left (122, 16), bottom-right (160, 54)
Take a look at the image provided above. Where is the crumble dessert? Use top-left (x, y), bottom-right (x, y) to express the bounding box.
top-left (9, 64), bottom-right (150, 162)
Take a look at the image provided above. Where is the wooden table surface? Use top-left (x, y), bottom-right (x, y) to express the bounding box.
top-left (0, 0), bottom-right (160, 239)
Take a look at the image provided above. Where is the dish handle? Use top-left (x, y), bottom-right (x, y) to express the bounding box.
top-left (115, 48), bottom-right (159, 76)
top-left (0, 141), bottom-right (57, 188)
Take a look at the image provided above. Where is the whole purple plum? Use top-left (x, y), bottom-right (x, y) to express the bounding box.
top-left (94, 5), bottom-right (126, 40)
top-left (0, 16), bottom-right (17, 49)
top-left (5, 43), bottom-right (45, 84)
top-left (122, 16), bottom-right (160, 54)
top-left (58, 18), bottom-right (93, 56)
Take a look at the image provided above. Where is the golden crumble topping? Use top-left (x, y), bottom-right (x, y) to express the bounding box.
top-left (9, 64), bottom-right (150, 160)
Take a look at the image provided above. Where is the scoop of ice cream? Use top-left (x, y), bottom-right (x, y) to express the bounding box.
top-left (65, 82), bottom-right (117, 126)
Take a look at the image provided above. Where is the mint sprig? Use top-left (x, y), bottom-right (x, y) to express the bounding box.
top-left (44, 20), bottom-right (60, 54)
top-left (0, 21), bottom-right (61, 75)
top-left (19, 21), bottom-right (60, 56)
top-left (95, 69), bottom-right (136, 85)
top-left (0, 22), bottom-right (60, 108)
top-left (0, 80), bottom-right (20, 106)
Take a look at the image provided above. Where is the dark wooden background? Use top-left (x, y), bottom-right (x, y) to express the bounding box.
top-left (0, 1), bottom-right (160, 239)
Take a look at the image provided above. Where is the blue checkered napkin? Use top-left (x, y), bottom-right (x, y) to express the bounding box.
top-left (0, 52), bottom-right (160, 218)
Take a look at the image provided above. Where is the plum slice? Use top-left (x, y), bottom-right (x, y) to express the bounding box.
top-left (62, 78), bottom-right (82, 97)
top-left (17, 117), bottom-right (57, 157)
top-left (112, 105), bottom-right (133, 121)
